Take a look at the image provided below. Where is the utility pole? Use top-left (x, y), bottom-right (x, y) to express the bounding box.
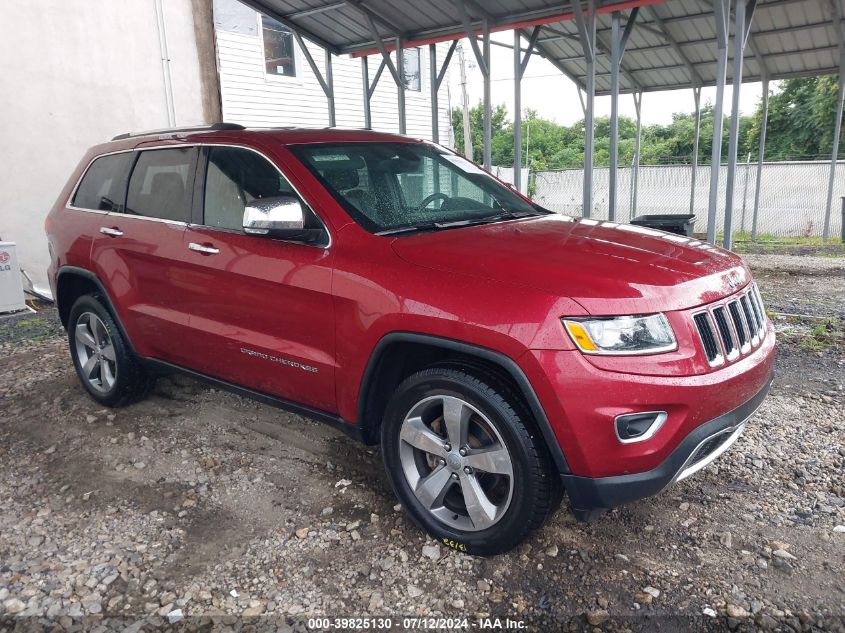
top-left (457, 42), bottom-right (473, 161)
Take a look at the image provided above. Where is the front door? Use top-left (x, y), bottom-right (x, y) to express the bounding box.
top-left (178, 145), bottom-right (337, 413)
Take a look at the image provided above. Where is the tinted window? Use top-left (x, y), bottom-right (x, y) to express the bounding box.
top-left (126, 148), bottom-right (196, 222)
top-left (72, 153), bottom-right (134, 211)
top-left (292, 143), bottom-right (541, 233)
top-left (203, 147), bottom-right (298, 231)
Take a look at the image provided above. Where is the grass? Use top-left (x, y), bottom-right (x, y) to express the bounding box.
top-left (1, 312), bottom-right (63, 350)
top-left (721, 232), bottom-right (845, 256)
top-left (774, 314), bottom-right (845, 353)
top-left (799, 319), bottom-right (844, 352)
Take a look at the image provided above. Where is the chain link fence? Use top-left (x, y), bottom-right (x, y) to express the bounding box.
top-left (529, 161), bottom-right (845, 240)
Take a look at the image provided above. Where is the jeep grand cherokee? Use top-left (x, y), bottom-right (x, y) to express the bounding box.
top-left (46, 124), bottom-right (775, 555)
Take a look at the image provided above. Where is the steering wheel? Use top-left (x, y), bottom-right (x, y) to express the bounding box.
top-left (417, 192), bottom-right (450, 211)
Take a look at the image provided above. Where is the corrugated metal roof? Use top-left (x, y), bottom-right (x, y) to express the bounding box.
top-left (240, 0), bottom-right (844, 94)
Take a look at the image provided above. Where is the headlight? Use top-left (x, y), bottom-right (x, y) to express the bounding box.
top-left (562, 314), bottom-right (676, 355)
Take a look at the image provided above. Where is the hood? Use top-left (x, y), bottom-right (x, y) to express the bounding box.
top-left (390, 215), bottom-right (749, 314)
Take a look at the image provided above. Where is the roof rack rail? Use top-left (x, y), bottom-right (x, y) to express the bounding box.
top-left (112, 122), bottom-right (245, 141)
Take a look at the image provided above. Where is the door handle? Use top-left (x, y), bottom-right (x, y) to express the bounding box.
top-left (187, 242), bottom-right (219, 255)
top-left (99, 227), bottom-right (123, 237)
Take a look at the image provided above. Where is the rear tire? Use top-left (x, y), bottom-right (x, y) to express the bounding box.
top-left (67, 294), bottom-right (154, 407)
top-left (381, 367), bottom-right (557, 556)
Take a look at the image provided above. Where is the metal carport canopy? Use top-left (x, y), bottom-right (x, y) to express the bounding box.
top-left (238, 0), bottom-right (842, 94)
top-left (236, 0), bottom-right (845, 249)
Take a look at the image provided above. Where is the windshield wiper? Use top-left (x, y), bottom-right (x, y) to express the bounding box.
top-left (375, 209), bottom-right (546, 236)
top-left (481, 209), bottom-right (544, 221)
top-left (375, 217), bottom-right (495, 236)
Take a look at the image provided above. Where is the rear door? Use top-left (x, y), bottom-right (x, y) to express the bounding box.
top-left (64, 151), bottom-right (136, 276)
top-left (90, 146), bottom-right (199, 366)
top-left (178, 144), bottom-right (337, 412)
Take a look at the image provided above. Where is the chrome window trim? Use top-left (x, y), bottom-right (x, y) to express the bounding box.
top-left (66, 147), bottom-right (138, 214)
top-left (197, 144), bottom-right (332, 249)
top-left (66, 142), bottom-right (333, 249)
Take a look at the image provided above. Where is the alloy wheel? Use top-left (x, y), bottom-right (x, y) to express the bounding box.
top-left (398, 395), bottom-right (514, 531)
top-left (74, 312), bottom-right (117, 393)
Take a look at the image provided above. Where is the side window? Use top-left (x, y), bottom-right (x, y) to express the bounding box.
top-left (126, 148), bottom-right (196, 222)
top-left (72, 153), bottom-right (135, 211)
top-left (203, 147), bottom-right (305, 232)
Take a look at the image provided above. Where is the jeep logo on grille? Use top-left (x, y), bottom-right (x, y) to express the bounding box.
top-left (727, 271), bottom-right (741, 289)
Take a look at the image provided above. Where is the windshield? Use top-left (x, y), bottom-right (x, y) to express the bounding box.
top-left (290, 142), bottom-right (546, 234)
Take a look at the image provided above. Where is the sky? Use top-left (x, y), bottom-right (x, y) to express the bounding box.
top-left (447, 34), bottom-right (766, 127)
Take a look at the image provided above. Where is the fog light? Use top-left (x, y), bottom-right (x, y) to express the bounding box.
top-left (614, 411), bottom-right (668, 443)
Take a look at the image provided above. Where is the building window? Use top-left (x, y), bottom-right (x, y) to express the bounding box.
top-left (402, 48), bottom-right (421, 91)
top-left (262, 16), bottom-right (296, 77)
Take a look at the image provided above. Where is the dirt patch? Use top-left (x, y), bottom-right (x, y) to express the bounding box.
top-left (0, 254), bottom-right (842, 631)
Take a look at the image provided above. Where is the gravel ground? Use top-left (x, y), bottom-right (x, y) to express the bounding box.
top-left (0, 254), bottom-right (843, 632)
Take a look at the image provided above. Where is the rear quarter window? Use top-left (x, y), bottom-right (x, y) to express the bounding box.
top-left (71, 153), bottom-right (135, 212)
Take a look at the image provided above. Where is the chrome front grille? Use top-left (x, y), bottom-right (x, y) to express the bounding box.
top-left (693, 284), bottom-right (768, 367)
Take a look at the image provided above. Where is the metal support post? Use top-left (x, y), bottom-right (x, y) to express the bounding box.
top-left (514, 31), bottom-right (522, 192)
top-left (824, 6), bottom-right (845, 241)
top-left (609, 9), bottom-right (638, 220)
top-left (707, 0), bottom-right (731, 244)
top-left (571, 0), bottom-right (597, 216)
top-left (362, 57), bottom-right (371, 129)
top-left (456, 0), bottom-right (492, 169)
top-left (396, 37), bottom-right (406, 134)
top-left (482, 19), bottom-right (492, 169)
top-left (513, 27), bottom-right (539, 192)
top-left (429, 44), bottom-right (439, 143)
top-left (690, 86), bottom-right (702, 215)
top-left (325, 51), bottom-right (335, 127)
top-left (631, 88), bottom-right (643, 219)
top-left (359, 12), bottom-right (407, 135)
top-left (751, 78), bottom-right (769, 240)
top-left (291, 32), bottom-right (336, 126)
top-left (723, 0), bottom-right (757, 250)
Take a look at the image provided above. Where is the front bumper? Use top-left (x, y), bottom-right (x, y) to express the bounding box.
top-left (561, 375), bottom-right (772, 520)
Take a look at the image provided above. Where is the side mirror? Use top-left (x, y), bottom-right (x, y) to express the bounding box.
top-left (243, 196), bottom-right (323, 243)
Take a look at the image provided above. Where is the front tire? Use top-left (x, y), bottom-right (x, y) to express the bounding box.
top-left (381, 367), bottom-right (558, 556)
top-left (68, 294), bottom-right (154, 407)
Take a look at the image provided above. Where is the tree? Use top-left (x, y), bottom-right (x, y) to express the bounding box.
top-left (451, 103), bottom-right (510, 164)
top-left (744, 76), bottom-right (843, 160)
top-left (450, 75), bottom-right (844, 169)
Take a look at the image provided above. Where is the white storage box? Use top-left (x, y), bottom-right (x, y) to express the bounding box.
top-left (0, 242), bottom-right (27, 313)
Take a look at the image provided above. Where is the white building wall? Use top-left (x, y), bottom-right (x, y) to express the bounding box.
top-left (0, 0), bottom-right (215, 286)
top-left (213, 0), bottom-right (453, 144)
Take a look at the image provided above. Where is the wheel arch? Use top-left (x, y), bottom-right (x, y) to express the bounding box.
top-left (357, 332), bottom-right (570, 474)
top-left (56, 266), bottom-right (136, 354)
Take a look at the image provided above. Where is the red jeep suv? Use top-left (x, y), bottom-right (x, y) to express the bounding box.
top-left (46, 124), bottom-right (775, 555)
